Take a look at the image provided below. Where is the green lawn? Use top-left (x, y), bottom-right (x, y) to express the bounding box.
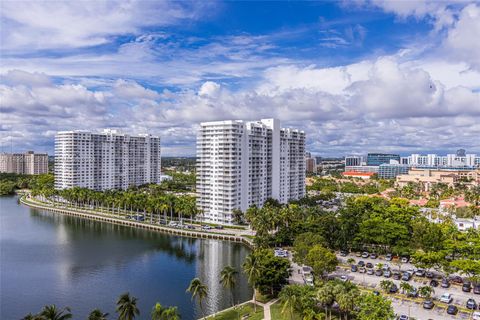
top-left (207, 303), bottom-right (263, 320)
top-left (270, 301), bottom-right (302, 320)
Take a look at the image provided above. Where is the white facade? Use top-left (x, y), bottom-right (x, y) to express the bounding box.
top-left (55, 129), bottom-right (161, 190)
top-left (405, 153), bottom-right (479, 167)
top-left (0, 151), bottom-right (48, 175)
top-left (196, 118), bottom-right (305, 224)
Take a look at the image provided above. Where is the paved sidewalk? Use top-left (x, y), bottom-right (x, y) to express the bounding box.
top-left (256, 298), bottom-right (278, 320)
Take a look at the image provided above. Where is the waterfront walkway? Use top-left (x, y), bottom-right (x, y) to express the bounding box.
top-left (20, 195), bottom-right (254, 248)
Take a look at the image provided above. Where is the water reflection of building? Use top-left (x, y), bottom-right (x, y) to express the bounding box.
top-left (196, 239), bottom-right (251, 315)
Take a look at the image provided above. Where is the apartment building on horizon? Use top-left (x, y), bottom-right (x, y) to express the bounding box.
top-left (0, 151), bottom-right (49, 175)
top-left (196, 118), bottom-right (305, 224)
top-left (54, 129), bottom-right (161, 191)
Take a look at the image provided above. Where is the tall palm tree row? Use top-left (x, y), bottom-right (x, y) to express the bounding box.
top-left (23, 293), bottom-right (182, 320)
top-left (32, 183), bottom-right (199, 225)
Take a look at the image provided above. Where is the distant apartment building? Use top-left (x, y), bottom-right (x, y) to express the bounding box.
top-left (366, 153), bottom-right (400, 166)
top-left (404, 152), bottom-right (479, 167)
top-left (0, 151), bottom-right (48, 175)
top-left (55, 129), bottom-right (161, 191)
top-left (196, 118), bottom-right (305, 224)
top-left (396, 168), bottom-right (480, 191)
top-left (305, 152), bottom-right (317, 173)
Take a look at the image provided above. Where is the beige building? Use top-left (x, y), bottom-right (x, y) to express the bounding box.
top-left (396, 168), bottom-right (480, 191)
top-left (0, 151), bottom-right (49, 175)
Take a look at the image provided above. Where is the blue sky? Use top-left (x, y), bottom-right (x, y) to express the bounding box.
top-left (1, 0), bottom-right (479, 156)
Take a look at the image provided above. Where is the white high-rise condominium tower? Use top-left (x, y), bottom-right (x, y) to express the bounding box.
top-left (196, 118), bottom-right (305, 224)
top-left (55, 129), bottom-right (161, 191)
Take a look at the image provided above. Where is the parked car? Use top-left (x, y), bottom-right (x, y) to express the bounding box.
top-left (467, 298), bottom-right (478, 310)
top-left (383, 270), bottom-right (392, 278)
top-left (340, 275), bottom-right (348, 282)
top-left (393, 272), bottom-right (401, 280)
top-left (351, 265), bottom-right (358, 272)
top-left (398, 315), bottom-right (409, 320)
top-left (415, 269), bottom-right (426, 277)
top-left (450, 275), bottom-right (463, 284)
top-left (373, 290), bottom-right (380, 296)
top-left (375, 269), bottom-right (383, 276)
top-left (407, 288), bottom-right (418, 298)
top-left (201, 225), bottom-right (212, 230)
top-left (340, 250), bottom-right (349, 257)
top-left (440, 293), bottom-right (453, 304)
top-left (441, 278), bottom-right (450, 288)
top-left (423, 300), bottom-right (435, 309)
top-left (367, 269), bottom-right (374, 275)
top-left (425, 271), bottom-right (434, 278)
top-left (358, 261), bottom-right (365, 267)
top-left (447, 305), bottom-right (458, 315)
top-left (463, 282), bottom-right (472, 292)
top-left (385, 253), bottom-right (393, 261)
top-left (169, 221), bottom-right (178, 227)
top-left (401, 256), bottom-right (409, 263)
top-left (429, 279), bottom-right (439, 287)
top-left (361, 252), bottom-right (369, 258)
top-left (473, 311), bottom-right (480, 320)
top-left (474, 284), bottom-right (480, 294)
top-left (370, 253), bottom-right (378, 259)
top-left (359, 267), bottom-right (366, 273)
top-left (366, 262), bottom-right (373, 269)
top-left (389, 284), bottom-right (398, 293)
top-left (355, 252), bottom-right (362, 257)
top-left (214, 225), bottom-right (224, 229)
top-left (402, 272), bottom-right (411, 281)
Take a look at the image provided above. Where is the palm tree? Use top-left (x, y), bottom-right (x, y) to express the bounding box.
top-left (418, 285), bottom-right (434, 299)
top-left (116, 292), bottom-right (140, 320)
top-left (39, 305), bottom-right (72, 320)
top-left (160, 307), bottom-right (181, 320)
top-left (316, 284), bottom-right (334, 320)
top-left (220, 266), bottom-right (238, 307)
top-left (279, 286), bottom-right (299, 320)
top-left (379, 280), bottom-right (394, 293)
top-left (186, 278), bottom-right (208, 318)
top-left (399, 282), bottom-right (413, 295)
top-left (88, 309), bottom-right (109, 320)
top-left (242, 253), bottom-right (261, 311)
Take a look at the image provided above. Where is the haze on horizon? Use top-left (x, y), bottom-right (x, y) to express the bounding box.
top-left (0, 0), bottom-right (479, 157)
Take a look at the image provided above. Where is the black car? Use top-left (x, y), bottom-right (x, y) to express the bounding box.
top-left (474, 284), bottom-right (480, 294)
top-left (366, 262), bottom-right (373, 269)
top-left (447, 305), bottom-right (458, 315)
top-left (370, 253), bottom-right (378, 259)
top-left (393, 272), bottom-right (401, 280)
top-left (441, 278), bottom-right (450, 288)
top-left (351, 265), bottom-right (358, 272)
top-left (423, 300), bottom-right (435, 310)
top-left (463, 282), bottom-right (472, 292)
top-left (358, 261), bottom-right (365, 267)
top-left (375, 269), bottom-right (383, 276)
top-left (340, 250), bottom-right (349, 257)
top-left (389, 284), bottom-right (398, 293)
top-left (402, 272), bottom-right (412, 281)
top-left (385, 253), bottom-right (393, 261)
top-left (214, 225), bottom-right (224, 229)
top-left (429, 279), bottom-right (439, 287)
top-left (467, 298), bottom-right (477, 310)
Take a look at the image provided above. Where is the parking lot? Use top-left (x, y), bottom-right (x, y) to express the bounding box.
top-left (336, 252), bottom-right (480, 319)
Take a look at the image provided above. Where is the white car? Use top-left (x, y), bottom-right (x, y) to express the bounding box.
top-left (440, 293), bottom-right (453, 304)
top-left (472, 311), bottom-right (480, 320)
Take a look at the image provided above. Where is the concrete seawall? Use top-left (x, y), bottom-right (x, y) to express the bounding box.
top-left (20, 197), bottom-right (254, 249)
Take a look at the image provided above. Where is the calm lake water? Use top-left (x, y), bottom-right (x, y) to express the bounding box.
top-left (0, 196), bottom-right (252, 320)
